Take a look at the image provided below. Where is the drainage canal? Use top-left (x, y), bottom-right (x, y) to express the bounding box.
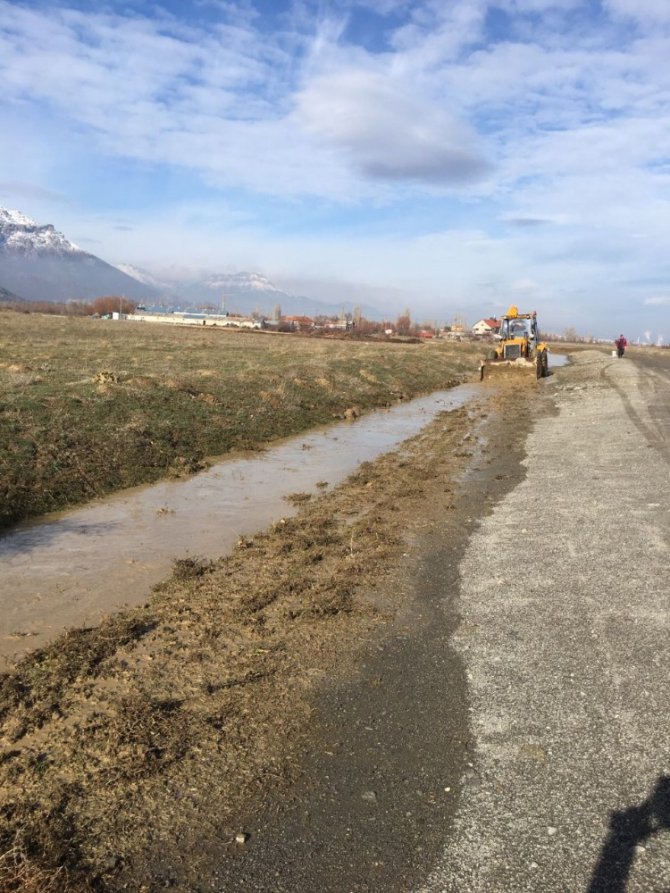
top-left (0, 356), bottom-right (570, 663)
top-left (1, 384), bottom-right (483, 662)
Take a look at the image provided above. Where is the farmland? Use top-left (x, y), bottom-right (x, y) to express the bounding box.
top-left (0, 312), bottom-right (482, 529)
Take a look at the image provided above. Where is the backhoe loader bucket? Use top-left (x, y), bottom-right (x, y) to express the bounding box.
top-left (480, 353), bottom-right (547, 382)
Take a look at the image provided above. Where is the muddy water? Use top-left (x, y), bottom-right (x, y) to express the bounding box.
top-left (0, 385), bottom-right (484, 664)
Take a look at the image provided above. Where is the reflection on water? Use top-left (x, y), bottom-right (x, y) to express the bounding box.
top-left (0, 384), bottom-right (480, 663)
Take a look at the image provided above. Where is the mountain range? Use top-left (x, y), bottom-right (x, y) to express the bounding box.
top-left (0, 207), bottom-right (377, 318)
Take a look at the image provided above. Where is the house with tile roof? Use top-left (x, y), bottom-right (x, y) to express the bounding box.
top-left (472, 317), bottom-right (500, 336)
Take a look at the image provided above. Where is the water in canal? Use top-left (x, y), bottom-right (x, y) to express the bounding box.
top-left (1, 384), bottom-right (481, 663)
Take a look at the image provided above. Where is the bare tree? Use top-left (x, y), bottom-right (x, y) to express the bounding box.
top-left (396, 309), bottom-right (412, 335)
top-left (90, 296), bottom-right (137, 315)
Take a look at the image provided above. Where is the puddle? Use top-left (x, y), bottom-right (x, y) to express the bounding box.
top-left (0, 384), bottom-right (482, 664)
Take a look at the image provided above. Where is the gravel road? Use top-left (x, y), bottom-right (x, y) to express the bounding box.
top-left (420, 349), bottom-right (670, 892)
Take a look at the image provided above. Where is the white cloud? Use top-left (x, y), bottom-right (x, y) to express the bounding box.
top-left (390, 0), bottom-right (488, 61)
top-left (295, 68), bottom-right (491, 184)
top-left (499, 0), bottom-right (582, 10)
top-left (0, 3), bottom-right (351, 197)
top-left (350, 0), bottom-right (413, 14)
top-left (0, 181), bottom-right (69, 204)
top-left (644, 296), bottom-right (670, 305)
top-left (511, 277), bottom-right (542, 293)
top-left (0, 1), bottom-right (499, 198)
top-left (604, 0), bottom-right (670, 25)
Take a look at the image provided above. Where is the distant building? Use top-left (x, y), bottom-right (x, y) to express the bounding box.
top-left (283, 315), bottom-right (314, 330)
top-left (126, 311), bottom-right (261, 329)
top-left (472, 317), bottom-right (500, 336)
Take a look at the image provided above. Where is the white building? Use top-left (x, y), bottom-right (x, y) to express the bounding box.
top-left (472, 317), bottom-right (500, 336)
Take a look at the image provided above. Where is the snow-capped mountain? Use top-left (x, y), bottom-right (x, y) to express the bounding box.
top-left (178, 271), bottom-right (286, 312)
top-left (118, 267), bottom-right (285, 312)
top-left (204, 272), bottom-right (281, 293)
top-left (0, 207), bottom-right (82, 255)
top-left (193, 275), bottom-right (350, 316)
top-left (0, 207), bottom-right (157, 302)
top-left (0, 207), bottom-right (380, 318)
top-left (119, 264), bottom-right (378, 318)
top-left (118, 265), bottom-right (318, 316)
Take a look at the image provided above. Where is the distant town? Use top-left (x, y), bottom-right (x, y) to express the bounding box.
top-left (2, 294), bottom-right (665, 347)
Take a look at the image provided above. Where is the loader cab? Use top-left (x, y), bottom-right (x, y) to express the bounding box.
top-left (500, 314), bottom-right (538, 344)
top-left (509, 319), bottom-right (529, 337)
top-left (496, 313), bottom-right (539, 360)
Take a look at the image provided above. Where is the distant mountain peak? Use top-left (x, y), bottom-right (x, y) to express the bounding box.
top-left (203, 271), bottom-right (281, 293)
top-left (0, 207), bottom-right (39, 227)
top-left (0, 206), bottom-right (82, 255)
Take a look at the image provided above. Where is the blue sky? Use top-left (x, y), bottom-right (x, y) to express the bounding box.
top-left (2, 0), bottom-right (670, 338)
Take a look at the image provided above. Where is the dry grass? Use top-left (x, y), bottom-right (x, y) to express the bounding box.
top-left (0, 837), bottom-right (67, 893)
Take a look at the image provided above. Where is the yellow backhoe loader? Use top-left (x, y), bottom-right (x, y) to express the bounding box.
top-left (480, 306), bottom-right (549, 381)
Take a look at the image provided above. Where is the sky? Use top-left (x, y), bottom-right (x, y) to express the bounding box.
top-left (1, 0), bottom-right (670, 339)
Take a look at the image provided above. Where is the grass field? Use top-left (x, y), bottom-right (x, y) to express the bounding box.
top-left (0, 312), bottom-right (482, 528)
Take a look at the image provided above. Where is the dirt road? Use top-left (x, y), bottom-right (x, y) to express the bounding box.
top-left (209, 350), bottom-right (670, 893)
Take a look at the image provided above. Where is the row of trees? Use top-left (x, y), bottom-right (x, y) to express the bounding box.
top-left (1, 296), bottom-right (138, 316)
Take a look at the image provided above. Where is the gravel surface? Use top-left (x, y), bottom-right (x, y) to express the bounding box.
top-left (419, 350), bottom-right (670, 892)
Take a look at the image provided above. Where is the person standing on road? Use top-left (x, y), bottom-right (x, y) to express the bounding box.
top-left (615, 334), bottom-right (628, 357)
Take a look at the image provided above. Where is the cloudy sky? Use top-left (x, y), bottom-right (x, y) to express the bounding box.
top-left (2, 0), bottom-right (670, 338)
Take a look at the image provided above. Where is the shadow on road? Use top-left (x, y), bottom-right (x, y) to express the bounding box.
top-left (588, 775), bottom-right (670, 893)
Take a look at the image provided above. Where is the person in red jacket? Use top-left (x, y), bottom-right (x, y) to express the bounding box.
top-left (615, 334), bottom-right (628, 357)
